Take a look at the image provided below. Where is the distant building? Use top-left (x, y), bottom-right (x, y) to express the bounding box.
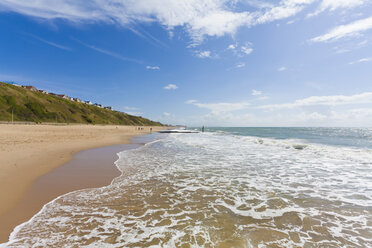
top-left (104, 106), bottom-right (113, 110)
top-left (38, 90), bottom-right (48, 94)
top-left (49, 92), bottom-right (56, 96)
top-left (94, 103), bottom-right (103, 108)
top-left (84, 100), bottom-right (93, 105)
top-left (22, 85), bottom-right (38, 91)
top-left (11, 83), bottom-right (21, 87)
top-left (57, 94), bottom-right (70, 100)
top-left (69, 97), bottom-right (74, 101)
top-left (73, 98), bottom-right (82, 103)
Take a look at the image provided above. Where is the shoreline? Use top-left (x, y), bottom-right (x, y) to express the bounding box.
top-left (0, 124), bottom-right (166, 243)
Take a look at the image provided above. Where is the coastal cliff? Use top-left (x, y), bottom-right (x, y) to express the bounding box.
top-left (0, 82), bottom-right (162, 126)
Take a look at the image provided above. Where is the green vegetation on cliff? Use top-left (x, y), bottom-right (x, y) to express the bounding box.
top-left (0, 82), bottom-right (162, 126)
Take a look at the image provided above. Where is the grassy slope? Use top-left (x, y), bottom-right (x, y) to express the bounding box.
top-left (0, 82), bottom-right (162, 126)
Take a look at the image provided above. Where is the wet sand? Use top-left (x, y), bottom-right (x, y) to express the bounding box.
top-left (0, 124), bottom-right (165, 243)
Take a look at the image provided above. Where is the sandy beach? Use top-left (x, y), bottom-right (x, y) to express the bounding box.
top-left (0, 124), bottom-right (165, 242)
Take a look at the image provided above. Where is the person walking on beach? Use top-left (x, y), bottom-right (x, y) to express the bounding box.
top-left (202, 126), bottom-right (204, 132)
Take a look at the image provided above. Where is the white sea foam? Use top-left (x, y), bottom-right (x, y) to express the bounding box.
top-left (3, 132), bottom-right (372, 247)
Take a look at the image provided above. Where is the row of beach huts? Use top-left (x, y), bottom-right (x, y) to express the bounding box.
top-left (14, 84), bottom-right (113, 110)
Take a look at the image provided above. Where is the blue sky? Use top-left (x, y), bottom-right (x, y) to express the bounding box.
top-left (1, 0), bottom-right (372, 126)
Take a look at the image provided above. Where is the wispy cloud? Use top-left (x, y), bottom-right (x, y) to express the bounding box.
top-left (123, 106), bottom-right (142, 116)
top-left (252, 90), bottom-right (262, 96)
top-left (25, 33), bottom-right (71, 51)
top-left (244, 0), bottom-right (275, 9)
top-left (308, 0), bottom-right (367, 17)
top-left (196, 50), bottom-right (212, 58)
top-left (278, 66), bottom-right (287, 71)
top-left (0, 0), bottom-right (322, 45)
top-left (128, 25), bottom-right (168, 48)
top-left (358, 39), bottom-right (368, 46)
top-left (124, 106), bottom-right (139, 111)
top-left (74, 39), bottom-right (142, 64)
top-left (241, 44), bottom-right (253, 55)
top-left (236, 62), bottom-right (245, 68)
top-left (164, 84), bottom-right (178, 90)
top-left (255, 0), bottom-right (314, 24)
top-left (349, 57), bottom-right (372, 64)
top-left (227, 43), bottom-right (237, 50)
top-left (227, 42), bottom-right (254, 57)
top-left (335, 48), bottom-right (351, 54)
top-left (258, 92), bottom-right (372, 110)
top-left (146, 65), bottom-right (160, 70)
top-left (311, 16), bottom-right (372, 42)
top-left (185, 99), bottom-right (197, 104)
top-left (186, 99), bottom-right (250, 114)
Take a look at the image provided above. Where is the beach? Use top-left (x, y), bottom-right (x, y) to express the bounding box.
top-left (1, 127), bottom-right (371, 247)
top-left (3, 127), bottom-right (371, 247)
top-left (0, 124), bottom-right (165, 242)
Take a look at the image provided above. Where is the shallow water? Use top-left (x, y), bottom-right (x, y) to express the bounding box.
top-left (4, 130), bottom-right (372, 247)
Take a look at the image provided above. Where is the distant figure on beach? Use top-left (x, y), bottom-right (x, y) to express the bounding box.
top-left (150, 127), bottom-right (152, 133)
top-left (202, 126), bottom-right (204, 132)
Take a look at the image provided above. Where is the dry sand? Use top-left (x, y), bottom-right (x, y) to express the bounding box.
top-left (0, 124), bottom-right (165, 242)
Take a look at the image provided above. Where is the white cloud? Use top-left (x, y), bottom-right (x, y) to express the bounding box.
top-left (349, 57), bottom-right (372, 64)
top-left (146, 65), bottom-right (160, 70)
top-left (258, 92), bottom-right (372, 110)
top-left (252, 89), bottom-right (262, 96)
top-left (236, 62), bottom-right (245, 68)
top-left (309, 0), bottom-right (366, 17)
top-left (227, 43), bottom-right (237, 50)
top-left (244, 0), bottom-right (275, 9)
top-left (228, 42), bottom-right (253, 56)
top-left (241, 45), bottom-right (253, 55)
top-left (297, 111), bottom-right (328, 121)
top-left (319, 0), bottom-right (366, 11)
top-left (311, 16), bottom-right (372, 42)
top-left (335, 48), bottom-right (351, 54)
top-left (196, 50), bottom-right (212, 58)
top-left (186, 99), bottom-right (250, 114)
top-left (163, 112), bottom-right (171, 116)
top-left (123, 106), bottom-right (142, 116)
top-left (278, 66), bottom-right (287, 71)
top-left (358, 39), bottom-right (368, 46)
top-left (0, 0), bottom-right (320, 45)
top-left (183, 106), bottom-right (372, 127)
top-left (255, 0), bottom-right (315, 24)
top-left (180, 92), bottom-right (372, 126)
top-left (348, 108), bottom-right (372, 118)
top-left (257, 96), bottom-right (269, 100)
top-left (185, 99), bottom-right (197, 104)
top-left (164, 84), bottom-right (178, 90)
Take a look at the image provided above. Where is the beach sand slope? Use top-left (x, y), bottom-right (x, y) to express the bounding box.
top-left (0, 124), bottom-right (164, 223)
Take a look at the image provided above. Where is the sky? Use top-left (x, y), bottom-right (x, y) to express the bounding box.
top-left (0, 0), bottom-right (372, 127)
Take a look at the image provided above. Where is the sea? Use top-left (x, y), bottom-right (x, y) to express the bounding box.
top-left (3, 127), bottom-right (372, 247)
